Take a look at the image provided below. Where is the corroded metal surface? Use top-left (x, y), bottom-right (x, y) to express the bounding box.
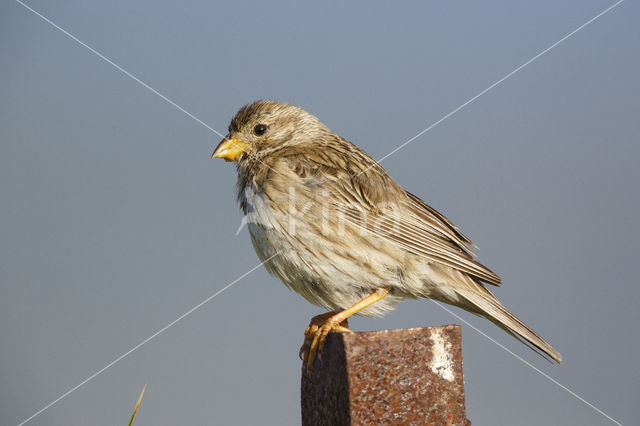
top-left (301, 325), bottom-right (470, 425)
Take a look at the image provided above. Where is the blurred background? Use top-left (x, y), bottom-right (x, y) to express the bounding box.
top-left (1, 1), bottom-right (638, 424)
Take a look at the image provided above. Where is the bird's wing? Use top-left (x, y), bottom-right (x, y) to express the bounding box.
top-left (281, 147), bottom-right (501, 286)
top-left (334, 203), bottom-right (501, 286)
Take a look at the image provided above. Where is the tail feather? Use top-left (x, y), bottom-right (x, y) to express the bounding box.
top-left (456, 287), bottom-right (563, 364)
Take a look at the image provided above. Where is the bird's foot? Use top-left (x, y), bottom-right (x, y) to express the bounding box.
top-left (299, 312), bottom-right (352, 377)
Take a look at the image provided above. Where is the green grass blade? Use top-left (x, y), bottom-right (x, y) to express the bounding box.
top-left (128, 384), bottom-right (147, 426)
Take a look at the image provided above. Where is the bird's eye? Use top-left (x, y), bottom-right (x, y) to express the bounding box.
top-left (254, 124), bottom-right (267, 136)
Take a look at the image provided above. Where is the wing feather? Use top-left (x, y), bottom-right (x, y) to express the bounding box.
top-left (279, 144), bottom-right (501, 286)
top-left (336, 205), bottom-right (501, 286)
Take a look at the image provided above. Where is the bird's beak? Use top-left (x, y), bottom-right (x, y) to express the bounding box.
top-left (211, 138), bottom-right (248, 162)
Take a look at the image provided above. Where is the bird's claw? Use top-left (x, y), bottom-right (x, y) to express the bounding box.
top-left (300, 313), bottom-right (352, 377)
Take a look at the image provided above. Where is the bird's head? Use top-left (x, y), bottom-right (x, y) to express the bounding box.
top-left (212, 100), bottom-right (330, 164)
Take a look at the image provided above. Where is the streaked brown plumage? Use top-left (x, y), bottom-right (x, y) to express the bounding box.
top-left (213, 100), bottom-right (562, 371)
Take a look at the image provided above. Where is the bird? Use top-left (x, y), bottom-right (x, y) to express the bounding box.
top-left (212, 100), bottom-right (562, 373)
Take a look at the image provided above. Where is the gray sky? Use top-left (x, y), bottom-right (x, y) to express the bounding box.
top-left (1, 1), bottom-right (638, 425)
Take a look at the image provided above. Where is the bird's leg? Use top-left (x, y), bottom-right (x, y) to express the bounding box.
top-left (305, 312), bottom-right (352, 338)
top-left (299, 312), bottom-right (351, 360)
top-left (303, 286), bottom-right (391, 375)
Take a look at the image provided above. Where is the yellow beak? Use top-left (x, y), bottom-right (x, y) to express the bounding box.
top-left (211, 138), bottom-right (248, 162)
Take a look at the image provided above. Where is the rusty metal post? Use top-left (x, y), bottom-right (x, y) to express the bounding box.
top-left (301, 325), bottom-right (470, 425)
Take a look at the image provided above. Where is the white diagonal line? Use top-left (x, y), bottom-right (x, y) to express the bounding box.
top-left (14, 0), bottom-right (225, 138)
top-left (358, 3), bottom-right (625, 423)
top-left (361, 0), bottom-right (624, 175)
top-left (432, 300), bottom-right (623, 426)
top-left (16, 252), bottom-right (280, 426)
top-left (14, 0), bottom-right (284, 177)
top-left (13, 0), bottom-right (626, 425)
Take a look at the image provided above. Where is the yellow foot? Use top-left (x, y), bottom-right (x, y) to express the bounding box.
top-left (300, 312), bottom-right (352, 376)
top-left (299, 287), bottom-right (392, 378)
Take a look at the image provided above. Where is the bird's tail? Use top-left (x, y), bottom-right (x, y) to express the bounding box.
top-left (456, 285), bottom-right (563, 364)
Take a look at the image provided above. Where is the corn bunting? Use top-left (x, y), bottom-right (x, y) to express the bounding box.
top-left (212, 100), bottom-right (562, 373)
